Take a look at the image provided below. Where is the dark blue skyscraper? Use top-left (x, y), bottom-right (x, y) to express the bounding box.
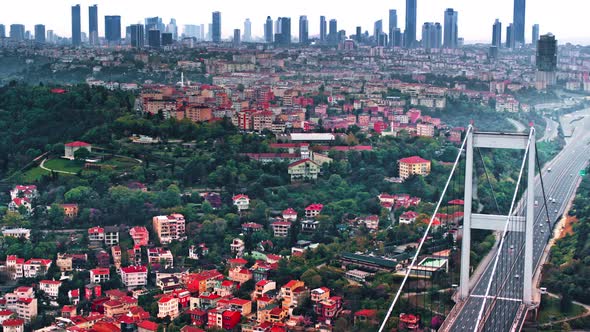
top-left (328, 19), bottom-right (337, 45)
top-left (506, 23), bottom-right (514, 48)
top-left (264, 16), bottom-right (273, 43)
top-left (492, 19), bottom-right (502, 48)
top-left (89, 5), bottom-right (98, 45)
top-left (275, 17), bottom-right (291, 46)
top-left (299, 16), bottom-right (308, 45)
top-left (212, 11), bottom-right (221, 42)
top-left (320, 16), bottom-right (327, 43)
top-left (0, 24), bottom-right (6, 38)
top-left (443, 8), bottom-right (458, 48)
top-left (148, 29), bottom-right (161, 48)
top-left (34, 24), bottom-right (45, 43)
top-left (405, 0), bottom-right (417, 47)
top-left (513, 0), bottom-right (525, 45)
top-left (389, 9), bottom-right (397, 47)
top-left (9, 24), bottom-right (25, 41)
top-left (532, 24), bottom-right (539, 45)
top-left (71, 4), bottom-right (81, 46)
top-left (105, 16), bottom-right (121, 44)
top-left (130, 24), bottom-right (144, 48)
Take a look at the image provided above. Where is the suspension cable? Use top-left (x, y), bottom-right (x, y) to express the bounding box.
top-left (535, 145), bottom-right (553, 228)
top-left (377, 125), bottom-right (472, 332)
top-left (473, 127), bottom-right (534, 332)
top-left (476, 147), bottom-right (502, 214)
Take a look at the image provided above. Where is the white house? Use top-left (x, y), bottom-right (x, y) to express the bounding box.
top-left (232, 194), bottom-right (250, 211)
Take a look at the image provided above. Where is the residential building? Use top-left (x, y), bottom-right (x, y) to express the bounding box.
top-left (23, 259), bottom-right (52, 278)
top-left (2, 318), bottom-right (24, 332)
top-left (230, 238), bottom-right (245, 257)
top-left (120, 265), bottom-right (148, 289)
top-left (15, 298), bottom-right (37, 322)
top-left (288, 159), bottom-right (321, 181)
top-left (304, 204), bottom-right (323, 218)
top-left (148, 248), bottom-right (174, 268)
top-left (104, 226), bottom-right (119, 246)
top-left (152, 214), bottom-right (186, 244)
top-left (56, 253), bottom-right (73, 272)
top-left (64, 141), bottom-right (92, 160)
top-left (90, 268), bottom-right (110, 283)
top-left (129, 226), bottom-right (149, 246)
top-left (270, 220), bottom-right (292, 238)
top-left (232, 194), bottom-right (250, 211)
top-left (88, 226), bottom-right (105, 241)
top-left (398, 156), bottom-right (431, 179)
top-left (157, 296), bottom-right (179, 319)
top-left (228, 268), bottom-right (253, 284)
top-left (279, 280), bottom-right (308, 309)
top-left (39, 280), bottom-right (62, 299)
top-left (282, 208), bottom-right (298, 221)
top-left (400, 211), bottom-right (419, 224)
top-left (61, 204), bottom-right (79, 218)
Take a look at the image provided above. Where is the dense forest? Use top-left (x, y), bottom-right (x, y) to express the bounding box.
top-left (542, 167), bottom-right (590, 304)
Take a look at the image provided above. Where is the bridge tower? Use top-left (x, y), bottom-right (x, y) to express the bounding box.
top-left (459, 127), bottom-right (536, 305)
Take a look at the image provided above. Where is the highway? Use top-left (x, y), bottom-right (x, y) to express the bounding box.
top-left (449, 108), bottom-right (590, 331)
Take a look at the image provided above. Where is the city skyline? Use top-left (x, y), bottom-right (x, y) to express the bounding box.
top-left (0, 0), bottom-right (588, 44)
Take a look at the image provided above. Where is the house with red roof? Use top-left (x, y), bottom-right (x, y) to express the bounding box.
top-left (120, 266), bottom-right (148, 289)
top-left (180, 326), bottom-right (205, 332)
top-left (0, 310), bottom-right (14, 324)
top-left (23, 258), bottom-right (52, 278)
top-left (4, 256), bottom-right (24, 280)
top-left (186, 309), bottom-right (208, 327)
top-left (360, 215), bottom-right (379, 231)
top-left (137, 320), bottom-right (159, 332)
top-left (288, 159), bottom-right (321, 181)
top-left (88, 226), bottom-right (105, 241)
top-left (398, 156), bottom-right (431, 179)
top-left (213, 280), bottom-right (237, 297)
top-left (64, 141), bottom-right (92, 160)
top-left (157, 296), bottom-right (179, 319)
top-left (253, 280), bottom-right (277, 300)
top-left (304, 204), bottom-right (324, 218)
top-left (279, 280), bottom-right (308, 309)
top-left (8, 197), bottom-right (32, 213)
top-left (281, 208), bottom-right (298, 221)
top-left (61, 204), bottom-right (79, 218)
top-left (228, 267), bottom-right (253, 284)
top-left (61, 305), bottom-right (77, 318)
top-left (354, 309), bottom-right (378, 325)
top-left (90, 268), bottom-right (110, 284)
top-left (232, 194), bottom-right (250, 211)
top-left (39, 280), bottom-right (62, 298)
top-left (9, 185), bottom-right (38, 201)
top-left (129, 226), bottom-right (149, 246)
top-left (241, 222), bottom-right (263, 233)
top-left (400, 211), bottom-right (419, 224)
top-left (1, 318), bottom-right (24, 332)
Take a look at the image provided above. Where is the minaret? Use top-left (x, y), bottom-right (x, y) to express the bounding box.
top-left (180, 72), bottom-right (184, 87)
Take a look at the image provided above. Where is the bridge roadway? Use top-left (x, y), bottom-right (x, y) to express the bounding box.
top-left (449, 109), bottom-right (590, 331)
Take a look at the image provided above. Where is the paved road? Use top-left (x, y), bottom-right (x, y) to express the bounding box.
top-left (449, 109), bottom-right (590, 331)
top-left (40, 158), bottom-right (77, 175)
top-left (507, 118), bottom-right (526, 133)
top-left (538, 117), bottom-right (559, 142)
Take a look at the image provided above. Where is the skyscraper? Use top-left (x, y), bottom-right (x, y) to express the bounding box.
top-left (422, 22), bottom-right (441, 49)
top-left (161, 33), bottom-right (173, 46)
top-left (47, 30), bottom-right (55, 43)
top-left (356, 26), bottom-right (362, 43)
top-left (532, 24), bottom-right (539, 45)
top-left (129, 24), bottom-right (144, 48)
top-left (389, 9), bottom-right (397, 47)
top-left (148, 29), bottom-right (161, 48)
top-left (71, 4), bottom-right (81, 46)
top-left (299, 16), bottom-right (309, 45)
top-left (184, 25), bottom-right (200, 39)
top-left (320, 16), bottom-right (327, 43)
top-left (145, 17), bottom-right (163, 35)
top-left (212, 11), bottom-right (221, 42)
top-left (328, 19), bottom-right (337, 45)
top-left (443, 8), bottom-right (458, 48)
top-left (166, 19), bottom-right (178, 40)
top-left (244, 19), bottom-right (251, 42)
top-left (105, 16), bottom-right (121, 44)
top-left (536, 33), bottom-right (557, 88)
top-left (265, 16), bottom-right (273, 43)
top-left (0, 24), bottom-right (5, 39)
top-left (405, 0), bottom-right (417, 48)
top-left (89, 5), bottom-right (98, 45)
top-left (392, 28), bottom-right (403, 47)
top-left (233, 29), bottom-right (241, 46)
top-left (275, 17), bottom-right (291, 46)
top-left (34, 24), bottom-right (45, 43)
top-left (374, 20), bottom-right (383, 44)
top-left (506, 23), bottom-right (515, 49)
top-left (513, 0), bottom-right (526, 46)
top-left (10, 24), bottom-right (25, 41)
top-left (492, 19), bottom-right (502, 48)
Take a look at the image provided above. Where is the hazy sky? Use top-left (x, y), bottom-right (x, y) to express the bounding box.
top-left (1, 0), bottom-right (589, 44)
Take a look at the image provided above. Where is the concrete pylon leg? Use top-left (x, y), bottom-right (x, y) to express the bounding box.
top-left (459, 127), bottom-right (473, 300)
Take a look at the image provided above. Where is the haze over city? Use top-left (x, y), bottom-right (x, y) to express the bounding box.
top-left (1, 0), bottom-right (589, 44)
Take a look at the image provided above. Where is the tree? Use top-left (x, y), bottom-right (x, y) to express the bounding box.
top-left (47, 203), bottom-right (65, 226)
top-left (73, 147), bottom-right (91, 161)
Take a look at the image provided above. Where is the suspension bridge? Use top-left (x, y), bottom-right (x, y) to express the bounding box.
top-left (377, 118), bottom-right (590, 332)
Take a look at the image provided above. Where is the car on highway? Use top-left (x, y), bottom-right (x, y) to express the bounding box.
top-left (515, 274), bottom-right (520, 279)
top-left (554, 209), bottom-right (558, 213)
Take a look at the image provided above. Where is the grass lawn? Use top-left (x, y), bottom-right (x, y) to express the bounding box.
top-left (44, 159), bottom-right (84, 173)
top-left (21, 166), bottom-right (49, 182)
top-left (538, 294), bottom-right (586, 324)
